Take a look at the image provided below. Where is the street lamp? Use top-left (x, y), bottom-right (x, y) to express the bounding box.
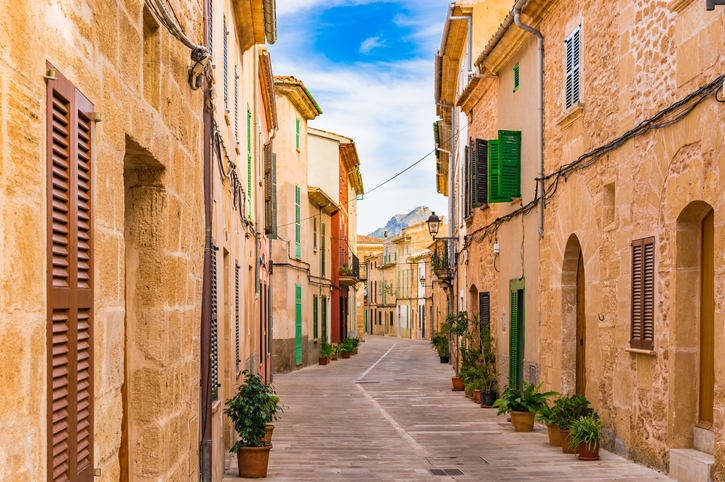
top-left (426, 212), bottom-right (441, 238)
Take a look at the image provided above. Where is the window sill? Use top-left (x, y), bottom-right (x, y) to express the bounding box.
top-left (625, 347), bottom-right (656, 356)
top-left (556, 103), bottom-right (585, 129)
top-left (510, 197), bottom-right (522, 205)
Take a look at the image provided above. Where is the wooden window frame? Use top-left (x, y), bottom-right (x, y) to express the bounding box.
top-left (565, 26), bottom-right (582, 110)
top-left (630, 237), bottom-right (655, 350)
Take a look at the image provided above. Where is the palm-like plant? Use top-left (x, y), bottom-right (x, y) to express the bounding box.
top-left (493, 380), bottom-right (558, 415)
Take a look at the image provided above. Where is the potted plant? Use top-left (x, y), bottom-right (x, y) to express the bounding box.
top-left (536, 403), bottom-right (561, 446)
top-left (341, 339), bottom-right (354, 358)
top-left (331, 345), bottom-right (339, 361)
top-left (319, 341), bottom-right (332, 365)
top-left (479, 323), bottom-right (498, 408)
top-left (224, 370), bottom-right (281, 478)
top-left (551, 394), bottom-right (594, 454)
top-left (350, 337), bottom-right (360, 354)
top-left (493, 381), bottom-right (558, 432)
top-left (431, 331), bottom-right (449, 363)
top-left (569, 414), bottom-right (602, 460)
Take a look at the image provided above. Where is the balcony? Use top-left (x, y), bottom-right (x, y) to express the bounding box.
top-left (432, 241), bottom-right (454, 282)
top-left (359, 262), bottom-right (368, 281)
top-left (339, 254), bottom-right (361, 287)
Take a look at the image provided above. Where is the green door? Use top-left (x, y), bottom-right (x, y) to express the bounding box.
top-left (295, 284), bottom-right (302, 365)
top-left (321, 296), bottom-right (327, 342)
top-left (509, 279), bottom-right (525, 388)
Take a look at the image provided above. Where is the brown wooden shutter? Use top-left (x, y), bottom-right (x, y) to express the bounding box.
top-left (263, 142), bottom-right (272, 235)
top-left (474, 139), bottom-right (488, 207)
top-left (46, 63), bottom-right (94, 482)
top-left (479, 292), bottom-right (490, 328)
top-left (631, 237), bottom-right (655, 350)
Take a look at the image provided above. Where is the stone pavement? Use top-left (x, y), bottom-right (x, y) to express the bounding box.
top-left (223, 336), bottom-right (671, 481)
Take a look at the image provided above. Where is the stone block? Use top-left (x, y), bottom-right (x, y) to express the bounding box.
top-left (670, 448), bottom-right (713, 482)
top-left (694, 427), bottom-right (715, 455)
top-left (137, 425), bottom-right (163, 478)
top-left (677, 34), bottom-right (699, 87)
top-left (136, 306), bottom-right (167, 363)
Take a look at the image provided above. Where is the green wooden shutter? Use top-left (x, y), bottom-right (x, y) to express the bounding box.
top-left (488, 140), bottom-right (505, 202)
top-left (514, 63), bottom-right (520, 92)
top-left (313, 295), bottom-right (319, 339)
top-left (321, 296), bottom-right (327, 341)
top-left (295, 284), bottom-right (302, 365)
top-left (321, 222), bottom-right (326, 275)
top-left (295, 184), bottom-right (301, 258)
top-left (296, 117), bottom-right (300, 149)
top-left (499, 130), bottom-right (521, 199)
top-left (509, 289), bottom-right (519, 388)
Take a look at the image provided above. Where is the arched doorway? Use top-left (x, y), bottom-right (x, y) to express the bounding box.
top-left (671, 201), bottom-right (715, 448)
top-left (561, 235), bottom-right (585, 396)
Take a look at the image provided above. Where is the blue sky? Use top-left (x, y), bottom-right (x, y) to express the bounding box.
top-left (269, 0), bottom-right (449, 235)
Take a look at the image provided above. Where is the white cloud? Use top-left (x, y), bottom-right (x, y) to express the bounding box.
top-left (359, 36), bottom-right (385, 54)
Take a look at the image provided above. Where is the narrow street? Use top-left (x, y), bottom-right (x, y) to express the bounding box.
top-left (224, 337), bottom-right (670, 481)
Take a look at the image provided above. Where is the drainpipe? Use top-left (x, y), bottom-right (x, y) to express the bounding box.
top-left (513, 1), bottom-right (545, 238)
top-left (200, 0), bottom-right (212, 478)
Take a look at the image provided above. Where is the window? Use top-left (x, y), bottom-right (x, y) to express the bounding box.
top-left (321, 296), bottom-right (327, 340)
top-left (209, 0), bottom-right (213, 61)
top-left (47, 65), bottom-right (96, 481)
top-left (313, 295), bottom-right (319, 339)
top-left (235, 263), bottom-right (240, 372)
top-left (247, 107), bottom-right (252, 218)
top-left (509, 280), bottom-right (525, 388)
top-left (313, 217), bottom-right (317, 250)
top-left (631, 237), bottom-right (655, 350)
top-left (223, 15), bottom-right (228, 112)
top-left (514, 63), bottom-right (520, 92)
top-left (565, 26), bottom-right (581, 109)
top-left (295, 284), bottom-right (302, 364)
top-left (321, 222), bottom-right (326, 275)
top-left (488, 130), bottom-right (521, 203)
top-left (479, 292), bottom-right (491, 329)
top-left (295, 184), bottom-right (301, 258)
top-left (295, 117), bottom-right (300, 149)
top-left (234, 65), bottom-right (239, 141)
top-left (264, 143), bottom-right (277, 237)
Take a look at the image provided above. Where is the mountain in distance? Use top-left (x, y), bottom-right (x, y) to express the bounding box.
top-left (367, 206), bottom-right (432, 239)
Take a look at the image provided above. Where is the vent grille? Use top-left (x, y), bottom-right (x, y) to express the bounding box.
top-left (429, 469), bottom-right (464, 476)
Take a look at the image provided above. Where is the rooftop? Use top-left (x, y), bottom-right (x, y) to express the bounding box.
top-left (274, 75), bottom-right (323, 119)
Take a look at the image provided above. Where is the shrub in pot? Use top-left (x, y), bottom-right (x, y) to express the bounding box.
top-left (319, 341), bottom-right (332, 365)
top-left (224, 370), bottom-right (283, 478)
top-left (431, 331), bottom-right (449, 363)
top-left (479, 323), bottom-right (498, 407)
top-left (569, 414), bottom-right (601, 460)
top-left (551, 394), bottom-right (594, 454)
top-left (331, 345), bottom-right (339, 360)
top-left (341, 338), bottom-right (354, 358)
top-left (493, 381), bottom-right (558, 432)
top-left (536, 403), bottom-right (561, 446)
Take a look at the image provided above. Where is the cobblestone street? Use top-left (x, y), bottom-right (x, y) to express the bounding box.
top-left (224, 336), bottom-right (671, 481)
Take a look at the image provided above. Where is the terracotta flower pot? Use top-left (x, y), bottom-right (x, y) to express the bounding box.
top-left (511, 411), bottom-right (535, 432)
top-left (480, 391), bottom-right (497, 407)
top-left (319, 357), bottom-right (328, 366)
top-left (578, 441), bottom-right (600, 460)
top-left (236, 444), bottom-right (272, 478)
top-left (474, 389), bottom-right (481, 404)
top-left (262, 424), bottom-right (275, 444)
top-left (342, 352), bottom-right (350, 359)
top-left (546, 423), bottom-right (562, 446)
top-left (559, 428), bottom-right (576, 454)
top-left (332, 353), bottom-right (338, 360)
top-left (451, 377), bottom-right (465, 391)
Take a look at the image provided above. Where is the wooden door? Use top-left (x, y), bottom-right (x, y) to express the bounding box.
top-left (699, 210), bottom-right (714, 428)
top-left (576, 253), bottom-right (586, 396)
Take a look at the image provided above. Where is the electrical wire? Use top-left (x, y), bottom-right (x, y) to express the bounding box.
top-left (464, 74), bottom-right (725, 250)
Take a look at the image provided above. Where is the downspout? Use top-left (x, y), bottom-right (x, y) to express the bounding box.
top-left (200, 0), bottom-right (212, 478)
top-left (513, 1), bottom-right (545, 238)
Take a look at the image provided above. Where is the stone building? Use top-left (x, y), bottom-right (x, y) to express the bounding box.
top-left (0, 0), bottom-right (277, 480)
top-left (356, 234), bottom-right (384, 337)
top-left (435, 0), bottom-right (725, 479)
top-left (270, 100), bottom-right (364, 372)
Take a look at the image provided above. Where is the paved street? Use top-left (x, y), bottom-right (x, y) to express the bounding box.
top-left (224, 336), bottom-right (671, 481)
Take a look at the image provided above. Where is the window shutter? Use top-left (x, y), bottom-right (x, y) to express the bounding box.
top-left (270, 153), bottom-right (277, 239)
top-left (514, 63), bottom-right (520, 92)
top-left (263, 143), bottom-right (272, 235)
top-left (211, 244), bottom-right (218, 401)
top-left (295, 284), bottom-right (302, 365)
top-left (509, 290), bottom-right (519, 388)
top-left (223, 15), bottom-right (228, 111)
top-left (295, 184), bottom-right (301, 258)
top-left (565, 27), bottom-right (581, 109)
top-left (479, 292), bottom-right (490, 328)
top-left (209, 0), bottom-right (213, 61)
top-left (487, 140), bottom-right (505, 202)
top-left (321, 222), bottom-right (326, 275)
top-left (631, 237), bottom-right (655, 350)
top-left (321, 296), bottom-right (327, 341)
top-left (474, 139), bottom-right (488, 207)
top-left (499, 130), bottom-right (521, 199)
top-left (464, 143), bottom-right (470, 218)
top-left (313, 295), bottom-right (318, 339)
top-left (313, 218), bottom-right (317, 250)
top-left (235, 263), bottom-right (240, 372)
top-left (295, 117), bottom-right (300, 149)
top-left (47, 65), bottom-right (95, 482)
top-left (234, 65), bottom-right (238, 139)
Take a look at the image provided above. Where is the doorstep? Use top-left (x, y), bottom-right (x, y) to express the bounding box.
top-left (670, 449), bottom-right (713, 482)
